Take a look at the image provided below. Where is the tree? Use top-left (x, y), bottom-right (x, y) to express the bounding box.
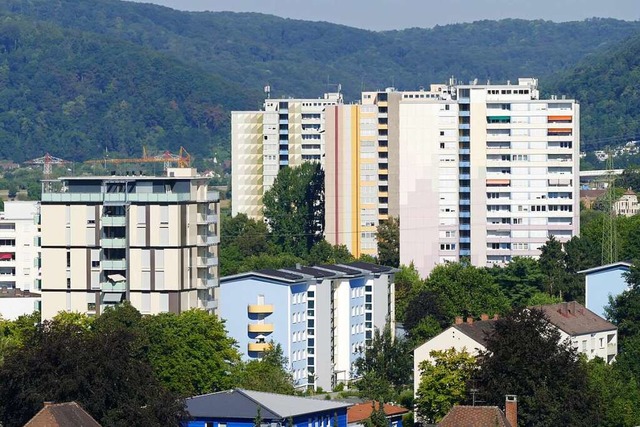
top-left (476, 308), bottom-right (597, 427)
top-left (376, 216), bottom-right (399, 267)
top-left (364, 401), bottom-right (388, 427)
top-left (394, 263), bottom-right (424, 323)
top-left (238, 343), bottom-right (295, 395)
top-left (354, 324), bottom-right (412, 402)
top-left (586, 357), bottom-right (640, 427)
top-left (0, 315), bottom-right (184, 426)
top-left (143, 309), bottom-right (241, 396)
top-left (415, 348), bottom-right (477, 423)
top-left (606, 262), bottom-right (640, 342)
top-left (487, 257), bottom-right (545, 307)
top-left (424, 262), bottom-right (510, 322)
top-left (0, 312), bottom-right (39, 366)
top-left (538, 236), bottom-right (568, 297)
top-left (263, 162), bottom-right (324, 256)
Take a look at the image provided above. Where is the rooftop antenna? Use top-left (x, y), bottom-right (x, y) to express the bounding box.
top-left (264, 84), bottom-right (271, 99)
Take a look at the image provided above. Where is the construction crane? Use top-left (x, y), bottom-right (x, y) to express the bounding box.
top-left (26, 154), bottom-right (71, 177)
top-left (85, 147), bottom-right (191, 170)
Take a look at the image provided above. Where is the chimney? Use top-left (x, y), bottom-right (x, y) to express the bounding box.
top-left (43, 401), bottom-right (54, 408)
top-left (569, 301), bottom-right (577, 316)
top-left (466, 317), bottom-right (474, 324)
top-left (480, 313), bottom-right (489, 321)
top-left (454, 316), bottom-right (463, 325)
top-left (493, 314), bottom-right (499, 320)
top-left (560, 302), bottom-right (568, 316)
top-left (505, 395), bottom-right (517, 427)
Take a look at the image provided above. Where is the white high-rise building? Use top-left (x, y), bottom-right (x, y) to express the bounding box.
top-left (232, 92), bottom-right (343, 219)
top-left (399, 78), bottom-right (580, 276)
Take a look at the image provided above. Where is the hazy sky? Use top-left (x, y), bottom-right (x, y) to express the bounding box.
top-left (127, 0), bottom-right (639, 30)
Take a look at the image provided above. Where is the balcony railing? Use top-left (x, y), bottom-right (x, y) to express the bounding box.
top-left (248, 342), bottom-right (271, 353)
top-left (248, 304), bottom-right (274, 314)
top-left (248, 323), bottom-right (275, 333)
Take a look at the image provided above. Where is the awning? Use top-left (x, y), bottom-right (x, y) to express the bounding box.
top-left (103, 293), bottom-right (124, 304)
top-left (107, 274), bottom-right (126, 283)
top-left (0, 253), bottom-right (13, 260)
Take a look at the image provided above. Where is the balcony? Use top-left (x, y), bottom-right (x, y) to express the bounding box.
top-left (197, 257), bottom-right (218, 268)
top-left (248, 342), bottom-right (271, 353)
top-left (206, 278), bottom-right (218, 288)
top-left (102, 237), bottom-right (126, 249)
top-left (101, 259), bottom-right (126, 270)
top-left (101, 281), bottom-right (126, 292)
top-left (607, 342), bottom-right (617, 354)
top-left (101, 216), bottom-right (126, 227)
top-left (205, 300), bottom-right (218, 310)
top-left (248, 304), bottom-right (274, 314)
top-left (248, 323), bottom-right (275, 333)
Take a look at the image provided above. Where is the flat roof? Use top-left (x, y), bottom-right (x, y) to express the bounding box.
top-left (578, 261), bottom-right (632, 275)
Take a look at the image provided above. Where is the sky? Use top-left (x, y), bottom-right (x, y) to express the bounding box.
top-left (127, 0), bottom-right (640, 31)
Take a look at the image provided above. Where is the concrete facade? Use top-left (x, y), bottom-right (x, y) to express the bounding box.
top-left (0, 201), bottom-right (41, 293)
top-left (39, 168), bottom-right (219, 319)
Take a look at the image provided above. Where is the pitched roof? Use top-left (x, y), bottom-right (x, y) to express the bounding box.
top-left (438, 406), bottom-right (510, 427)
top-left (536, 301), bottom-right (617, 335)
top-left (580, 189), bottom-right (606, 199)
top-left (452, 320), bottom-right (496, 347)
top-left (347, 401), bottom-right (409, 423)
top-left (24, 402), bottom-right (101, 427)
top-left (281, 266), bottom-right (338, 279)
top-left (185, 389), bottom-right (351, 420)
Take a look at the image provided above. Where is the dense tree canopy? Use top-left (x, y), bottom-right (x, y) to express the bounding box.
top-left (263, 162), bottom-right (325, 255)
top-left (477, 308), bottom-right (597, 427)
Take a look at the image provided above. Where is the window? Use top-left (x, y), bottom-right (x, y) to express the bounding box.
top-left (440, 243), bottom-right (456, 251)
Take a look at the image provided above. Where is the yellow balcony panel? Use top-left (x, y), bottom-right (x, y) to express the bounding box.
top-left (378, 146), bottom-right (389, 152)
top-left (379, 214), bottom-right (389, 221)
top-left (248, 323), bottom-right (274, 333)
top-left (378, 123), bottom-right (388, 130)
top-left (378, 191), bottom-right (389, 197)
top-left (248, 342), bottom-right (272, 353)
top-left (379, 169), bottom-right (389, 175)
top-left (377, 101), bottom-right (388, 107)
top-left (248, 304), bottom-right (274, 314)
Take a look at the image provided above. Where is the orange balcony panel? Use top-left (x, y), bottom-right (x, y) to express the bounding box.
top-left (548, 128), bottom-right (572, 133)
top-left (487, 179), bottom-right (511, 185)
top-left (248, 323), bottom-right (274, 333)
top-left (248, 342), bottom-right (271, 353)
top-left (248, 304), bottom-right (274, 314)
top-left (548, 115), bottom-right (572, 122)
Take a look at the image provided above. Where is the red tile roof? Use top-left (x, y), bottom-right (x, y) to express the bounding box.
top-left (347, 401), bottom-right (409, 423)
top-left (23, 402), bottom-right (101, 427)
top-left (535, 301), bottom-right (617, 335)
top-left (438, 405), bottom-right (511, 427)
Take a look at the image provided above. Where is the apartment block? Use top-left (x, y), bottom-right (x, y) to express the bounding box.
top-left (218, 262), bottom-right (395, 391)
top-left (39, 168), bottom-right (219, 319)
top-left (398, 78), bottom-right (579, 276)
top-left (0, 201), bottom-right (41, 293)
top-left (232, 92), bottom-right (343, 219)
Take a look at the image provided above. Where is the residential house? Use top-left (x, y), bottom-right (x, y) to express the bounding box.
top-left (347, 401), bottom-right (408, 427)
top-left (415, 302), bottom-right (618, 400)
top-left (413, 316), bottom-right (495, 397)
top-left (182, 389), bottom-right (351, 427)
top-left (580, 189), bottom-right (638, 217)
top-left (219, 262), bottom-right (396, 391)
top-left (579, 261), bottom-right (631, 318)
top-left (23, 401), bottom-right (101, 427)
top-left (537, 301), bottom-right (618, 363)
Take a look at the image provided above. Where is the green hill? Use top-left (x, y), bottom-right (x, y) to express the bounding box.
top-left (0, 13), bottom-right (260, 163)
top-left (0, 0), bottom-right (638, 162)
top-left (545, 33), bottom-right (640, 149)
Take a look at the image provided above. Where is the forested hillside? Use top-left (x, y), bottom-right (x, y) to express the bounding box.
top-left (545, 33), bottom-right (640, 148)
top-left (0, 0), bottom-right (638, 162)
top-left (0, 14), bottom-right (260, 162)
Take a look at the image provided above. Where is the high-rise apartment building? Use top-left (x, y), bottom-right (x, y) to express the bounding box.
top-left (232, 92), bottom-right (343, 219)
top-left (325, 88), bottom-right (446, 257)
top-left (399, 78), bottom-right (579, 276)
top-left (40, 168), bottom-right (219, 319)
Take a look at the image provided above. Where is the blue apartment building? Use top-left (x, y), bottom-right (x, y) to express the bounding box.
top-left (218, 262), bottom-right (395, 391)
top-left (580, 261), bottom-right (631, 318)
